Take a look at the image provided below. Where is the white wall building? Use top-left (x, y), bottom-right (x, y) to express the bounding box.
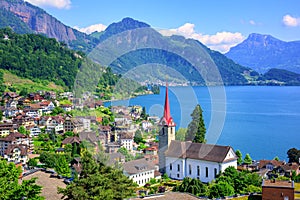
top-left (123, 158), bottom-right (156, 186)
top-left (165, 141), bottom-right (237, 183)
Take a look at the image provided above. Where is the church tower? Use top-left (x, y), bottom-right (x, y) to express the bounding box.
top-left (158, 84), bottom-right (176, 174)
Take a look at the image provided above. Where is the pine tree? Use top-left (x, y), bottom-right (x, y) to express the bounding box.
top-left (186, 104), bottom-right (206, 143)
top-left (235, 150), bottom-right (243, 165)
top-left (244, 153), bottom-right (252, 165)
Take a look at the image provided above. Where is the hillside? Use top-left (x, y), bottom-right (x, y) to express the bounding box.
top-left (93, 18), bottom-right (255, 86)
top-left (0, 0), bottom-right (98, 52)
top-left (226, 33), bottom-right (300, 73)
top-left (0, 28), bottom-right (83, 89)
top-left (262, 68), bottom-right (300, 85)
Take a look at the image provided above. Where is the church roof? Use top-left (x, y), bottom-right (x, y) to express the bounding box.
top-left (160, 84), bottom-right (175, 126)
top-left (165, 140), bottom-right (237, 163)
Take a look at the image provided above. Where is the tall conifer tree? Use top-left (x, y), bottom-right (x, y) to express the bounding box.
top-left (186, 104), bottom-right (206, 143)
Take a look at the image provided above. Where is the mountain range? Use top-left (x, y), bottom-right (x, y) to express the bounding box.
top-left (226, 33), bottom-right (300, 74)
top-left (1, 0), bottom-right (300, 86)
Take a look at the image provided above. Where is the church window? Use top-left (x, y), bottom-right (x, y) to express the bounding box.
top-left (197, 166), bottom-right (200, 176)
top-left (177, 164), bottom-right (180, 172)
top-left (214, 168), bottom-right (218, 178)
top-left (205, 167), bottom-right (208, 177)
top-left (189, 164), bottom-right (192, 175)
top-left (170, 163), bottom-right (172, 170)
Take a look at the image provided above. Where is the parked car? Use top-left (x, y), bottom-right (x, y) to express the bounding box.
top-left (63, 177), bottom-right (74, 184)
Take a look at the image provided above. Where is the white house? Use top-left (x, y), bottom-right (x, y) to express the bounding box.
top-left (29, 126), bottom-right (41, 137)
top-left (165, 141), bottom-right (237, 183)
top-left (119, 132), bottom-right (133, 152)
top-left (123, 158), bottom-right (156, 186)
top-left (4, 144), bottom-right (28, 165)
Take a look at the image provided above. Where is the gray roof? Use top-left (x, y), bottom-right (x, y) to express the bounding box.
top-left (123, 158), bottom-right (156, 175)
top-left (165, 141), bottom-right (237, 163)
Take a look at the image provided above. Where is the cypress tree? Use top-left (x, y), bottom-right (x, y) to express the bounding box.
top-left (186, 104), bottom-right (206, 143)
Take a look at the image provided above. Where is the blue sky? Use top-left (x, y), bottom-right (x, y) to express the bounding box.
top-left (25, 0), bottom-right (300, 53)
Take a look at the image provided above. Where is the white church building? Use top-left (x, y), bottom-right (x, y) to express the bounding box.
top-left (158, 85), bottom-right (237, 183)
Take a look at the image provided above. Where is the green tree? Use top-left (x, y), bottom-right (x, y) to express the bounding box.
top-left (134, 129), bottom-right (144, 144)
top-left (173, 177), bottom-right (207, 196)
top-left (209, 181), bottom-right (234, 198)
top-left (274, 156), bottom-right (280, 161)
top-left (117, 147), bottom-right (134, 162)
top-left (175, 128), bottom-right (187, 141)
top-left (58, 150), bottom-right (135, 200)
top-left (287, 148), bottom-right (300, 163)
top-left (55, 155), bottom-right (71, 178)
top-left (18, 126), bottom-right (27, 134)
top-left (235, 150), bottom-right (243, 165)
top-left (186, 104), bottom-right (206, 143)
top-left (28, 158), bottom-right (38, 168)
top-left (0, 159), bottom-right (44, 200)
top-left (51, 106), bottom-right (65, 116)
top-left (244, 153), bottom-right (252, 165)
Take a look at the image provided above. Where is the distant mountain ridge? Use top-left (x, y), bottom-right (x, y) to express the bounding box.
top-left (0, 0), bottom-right (98, 52)
top-left (226, 33), bottom-right (300, 73)
top-left (1, 0), bottom-right (300, 86)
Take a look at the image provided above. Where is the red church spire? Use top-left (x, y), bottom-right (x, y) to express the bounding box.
top-left (161, 83), bottom-right (175, 126)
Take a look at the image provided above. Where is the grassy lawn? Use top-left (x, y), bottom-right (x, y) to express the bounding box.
top-left (2, 70), bottom-right (64, 92)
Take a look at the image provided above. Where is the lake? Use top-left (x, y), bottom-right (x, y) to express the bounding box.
top-left (105, 86), bottom-right (300, 161)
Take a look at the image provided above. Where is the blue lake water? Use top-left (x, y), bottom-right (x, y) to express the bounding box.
top-left (105, 86), bottom-right (300, 161)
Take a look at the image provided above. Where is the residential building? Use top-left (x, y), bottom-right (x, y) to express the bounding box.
top-left (61, 136), bottom-right (81, 148)
top-left (4, 144), bottom-right (28, 165)
top-left (119, 132), bottom-right (133, 151)
top-left (0, 123), bottom-right (18, 137)
top-left (123, 158), bottom-right (156, 186)
top-left (262, 180), bottom-right (294, 200)
top-left (0, 132), bottom-right (29, 157)
top-left (29, 126), bottom-right (41, 137)
top-left (63, 117), bottom-right (84, 133)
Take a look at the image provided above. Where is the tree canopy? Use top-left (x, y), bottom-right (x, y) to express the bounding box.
top-left (186, 104), bottom-right (206, 143)
top-left (0, 159), bottom-right (43, 200)
top-left (58, 150), bottom-right (136, 200)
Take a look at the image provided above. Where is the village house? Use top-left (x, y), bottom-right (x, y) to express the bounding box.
top-left (60, 104), bottom-right (72, 112)
top-left (5, 99), bottom-right (18, 109)
top-left (29, 126), bottom-right (41, 137)
top-left (2, 92), bottom-right (19, 101)
top-left (75, 116), bottom-right (91, 132)
top-left (63, 117), bottom-right (84, 133)
top-left (61, 136), bottom-right (81, 148)
top-left (0, 132), bottom-right (30, 157)
top-left (123, 158), bottom-right (156, 186)
top-left (12, 114), bottom-right (35, 128)
top-left (4, 144), bottom-right (28, 165)
top-left (44, 91), bottom-right (56, 100)
top-left (141, 120), bottom-right (153, 132)
top-left (45, 116), bottom-right (64, 134)
top-left (119, 132), bottom-right (134, 151)
top-left (99, 125), bottom-right (112, 144)
top-left (79, 131), bottom-right (100, 152)
top-left (107, 152), bottom-right (125, 166)
top-left (262, 180), bottom-right (295, 200)
top-left (4, 107), bottom-right (20, 118)
top-left (0, 123), bottom-right (18, 137)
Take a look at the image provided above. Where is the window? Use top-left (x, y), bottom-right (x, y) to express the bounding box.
top-left (170, 163), bottom-right (172, 171)
top-left (197, 166), bottom-right (200, 176)
top-left (205, 167), bottom-right (208, 178)
top-left (177, 164), bottom-right (180, 172)
top-left (177, 174), bottom-right (180, 178)
top-left (214, 168), bottom-right (218, 178)
top-left (189, 164), bottom-right (192, 175)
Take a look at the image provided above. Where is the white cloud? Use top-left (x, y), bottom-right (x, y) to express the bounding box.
top-left (249, 20), bottom-right (256, 25)
top-left (158, 23), bottom-right (245, 53)
top-left (282, 14), bottom-right (300, 27)
top-left (24, 0), bottom-right (71, 9)
top-left (74, 24), bottom-right (107, 34)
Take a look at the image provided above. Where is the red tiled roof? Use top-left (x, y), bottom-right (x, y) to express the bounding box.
top-left (258, 160), bottom-right (285, 169)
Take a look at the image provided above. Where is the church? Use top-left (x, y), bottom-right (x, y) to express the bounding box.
top-left (158, 85), bottom-right (237, 183)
